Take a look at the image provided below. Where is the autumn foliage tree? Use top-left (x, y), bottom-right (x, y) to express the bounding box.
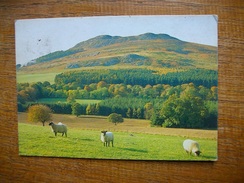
top-left (28, 104), bottom-right (52, 126)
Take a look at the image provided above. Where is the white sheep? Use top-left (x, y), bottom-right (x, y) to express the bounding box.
top-left (183, 139), bottom-right (201, 156)
top-left (101, 131), bottom-right (114, 147)
top-left (49, 121), bottom-right (67, 137)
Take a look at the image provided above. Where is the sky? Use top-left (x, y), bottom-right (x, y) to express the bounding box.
top-left (15, 15), bottom-right (217, 65)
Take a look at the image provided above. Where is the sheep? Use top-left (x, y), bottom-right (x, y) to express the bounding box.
top-left (183, 139), bottom-right (201, 156)
top-left (101, 131), bottom-right (114, 147)
top-left (49, 121), bottom-right (67, 137)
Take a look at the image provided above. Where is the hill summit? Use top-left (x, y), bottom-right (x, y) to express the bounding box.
top-left (72, 33), bottom-right (180, 49)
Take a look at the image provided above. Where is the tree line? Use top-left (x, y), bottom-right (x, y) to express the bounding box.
top-left (17, 81), bottom-right (217, 129)
top-left (55, 68), bottom-right (217, 88)
top-left (17, 80), bottom-right (217, 104)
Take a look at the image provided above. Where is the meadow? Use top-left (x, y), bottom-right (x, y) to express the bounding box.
top-left (18, 113), bottom-right (217, 161)
top-left (17, 72), bottom-right (59, 84)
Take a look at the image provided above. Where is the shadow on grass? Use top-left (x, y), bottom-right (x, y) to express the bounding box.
top-left (117, 147), bottom-right (148, 153)
top-left (48, 135), bottom-right (68, 138)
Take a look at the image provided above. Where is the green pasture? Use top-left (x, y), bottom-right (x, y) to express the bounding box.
top-left (18, 123), bottom-right (217, 160)
top-left (17, 72), bottom-right (59, 84)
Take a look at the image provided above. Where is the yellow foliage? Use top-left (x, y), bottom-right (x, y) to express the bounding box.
top-left (27, 104), bottom-right (52, 126)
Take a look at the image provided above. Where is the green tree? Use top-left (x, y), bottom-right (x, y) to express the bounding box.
top-left (136, 108), bottom-right (142, 119)
top-left (95, 103), bottom-right (100, 115)
top-left (178, 90), bottom-right (208, 128)
top-left (144, 102), bottom-right (154, 120)
top-left (72, 103), bottom-right (82, 117)
top-left (126, 108), bottom-right (132, 118)
top-left (204, 101), bottom-right (217, 128)
top-left (86, 104), bottom-right (96, 115)
top-left (27, 104), bottom-right (52, 126)
top-left (108, 113), bottom-right (124, 125)
top-left (17, 90), bottom-right (29, 104)
top-left (67, 91), bottom-right (76, 103)
top-left (150, 112), bottom-right (163, 126)
top-left (132, 108), bottom-right (137, 118)
top-left (159, 94), bottom-right (180, 127)
top-left (159, 90), bottom-right (208, 128)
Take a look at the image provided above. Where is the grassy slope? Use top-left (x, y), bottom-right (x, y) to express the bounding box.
top-left (18, 113), bottom-right (217, 160)
top-left (17, 39), bottom-right (217, 83)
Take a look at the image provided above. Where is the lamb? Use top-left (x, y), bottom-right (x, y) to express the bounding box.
top-left (183, 139), bottom-right (201, 156)
top-left (49, 121), bottom-right (67, 137)
top-left (101, 131), bottom-right (114, 147)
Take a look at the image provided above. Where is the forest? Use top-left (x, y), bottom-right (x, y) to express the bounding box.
top-left (17, 68), bottom-right (218, 129)
top-left (55, 68), bottom-right (217, 88)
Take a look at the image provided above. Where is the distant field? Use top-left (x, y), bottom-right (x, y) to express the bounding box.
top-left (17, 72), bottom-right (59, 84)
top-left (18, 113), bottom-right (217, 160)
top-left (36, 98), bottom-right (101, 104)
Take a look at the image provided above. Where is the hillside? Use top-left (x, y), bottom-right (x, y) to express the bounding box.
top-left (17, 33), bottom-right (217, 73)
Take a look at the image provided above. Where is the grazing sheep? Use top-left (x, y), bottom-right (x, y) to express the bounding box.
top-left (49, 121), bottom-right (67, 137)
top-left (183, 139), bottom-right (201, 156)
top-left (101, 131), bottom-right (114, 147)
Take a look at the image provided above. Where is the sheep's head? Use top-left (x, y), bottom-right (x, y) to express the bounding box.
top-left (101, 130), bottom-right (107, 136)
top-left (49, 122), bottom-right (54, 126)
top-left (194, 151), bottom-right (201, 156)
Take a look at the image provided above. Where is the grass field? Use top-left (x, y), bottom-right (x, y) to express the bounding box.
top-left (17, 72), bottom-right (60, 84)
top-left (18, 113), bottom-right (217, 160)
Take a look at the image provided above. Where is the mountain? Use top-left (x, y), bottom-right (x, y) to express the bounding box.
top-left (19, 33), bottom-right (217, 72)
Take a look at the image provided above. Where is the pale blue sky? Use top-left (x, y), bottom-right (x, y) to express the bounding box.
top-left (15, 15), bottom-right (217, 65)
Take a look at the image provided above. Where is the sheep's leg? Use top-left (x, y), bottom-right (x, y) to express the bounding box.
top-left (54, 132), bottom-right (57, 136)
top-left (111, 140), bottom-right (114, 147)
